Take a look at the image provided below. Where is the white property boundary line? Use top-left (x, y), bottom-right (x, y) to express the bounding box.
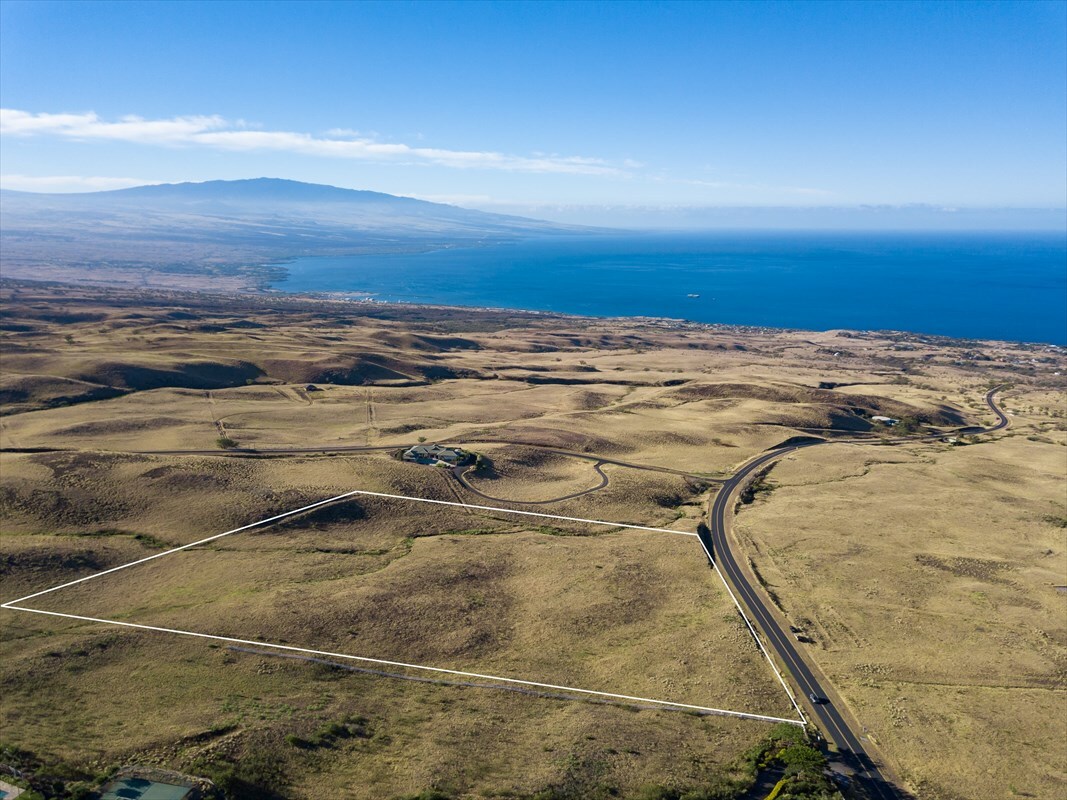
top-left (1, 488), bottom-right (804, 727)
top-left (693, 536), bottom-right (807, 724)
top-left (0, 606), bottom-right (800, 725)
top-left (3, 489), bottom-right (696, 608)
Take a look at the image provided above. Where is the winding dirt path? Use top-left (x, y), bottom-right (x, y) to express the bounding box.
top-left (452, 460), bottom-right (610, 505)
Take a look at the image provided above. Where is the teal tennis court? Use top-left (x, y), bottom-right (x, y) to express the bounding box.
top-left (98, 777), bottom-right (192, 800)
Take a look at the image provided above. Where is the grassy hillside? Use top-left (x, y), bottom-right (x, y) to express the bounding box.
top-left (1, 283), bottom-right (1064, 799)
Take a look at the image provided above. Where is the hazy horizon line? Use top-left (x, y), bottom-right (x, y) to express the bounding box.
top-left (0, 175), bottom-right (1064, 211)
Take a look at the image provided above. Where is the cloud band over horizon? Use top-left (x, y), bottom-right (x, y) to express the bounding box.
top-left (0, 108), bottom-right (624, 176)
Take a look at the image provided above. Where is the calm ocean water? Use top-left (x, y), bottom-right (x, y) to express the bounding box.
top-left (273, 232), bottom-right (1067, 344)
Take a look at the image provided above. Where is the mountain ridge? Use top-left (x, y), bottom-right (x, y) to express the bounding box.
top-left (0, 177), bottom-right (577, 225)
top-left (3, 177), bottom-right (451, 207)
top-left (0, 178), bottom-right (593, 292)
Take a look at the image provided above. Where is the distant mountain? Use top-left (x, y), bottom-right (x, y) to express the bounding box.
top-left (0, 177), bottom-right (581, 234)
top-left (90, 178), bottom-right (413, 205)
top-left (0, 178), bottom-right (588, 291)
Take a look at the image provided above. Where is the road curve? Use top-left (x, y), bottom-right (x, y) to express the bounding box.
top-left (981, 386), bottom-right (1010, 431)
top-left (452, 460), bottom-right (610, 505)
top-left (705, 387), bottom-right (1008, 799)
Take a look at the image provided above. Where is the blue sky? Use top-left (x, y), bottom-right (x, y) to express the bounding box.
top-left (1, 0), bottom-right (1064, 224)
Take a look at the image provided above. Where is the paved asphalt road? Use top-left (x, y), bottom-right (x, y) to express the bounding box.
top-left (704, 387), bottom-right (1009, 799)
top-left (6, 385), bottom-right (1009, 797)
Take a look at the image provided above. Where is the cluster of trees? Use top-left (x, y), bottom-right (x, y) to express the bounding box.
top-left (740, 724), bottom-right (844, 800)
top-left (588, 724), bottom-right (842, 800)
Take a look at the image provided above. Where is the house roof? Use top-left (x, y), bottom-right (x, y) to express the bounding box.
top-left (406, 444), bottom-right (461, 457)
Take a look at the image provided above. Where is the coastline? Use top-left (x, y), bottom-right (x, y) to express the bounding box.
top-left (2, 229), bottom-right (1064, 344)
top-left (3, 275), bottom-right (1064, 352)
top-left (266, 231), bottom-right (1067, 346)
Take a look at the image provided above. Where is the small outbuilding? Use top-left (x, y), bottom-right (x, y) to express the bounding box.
top-left (871, 415), bottom-right (899, 426)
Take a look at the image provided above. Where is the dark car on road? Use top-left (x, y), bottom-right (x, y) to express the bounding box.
top-left (809, 692), bottom-right (828, 704)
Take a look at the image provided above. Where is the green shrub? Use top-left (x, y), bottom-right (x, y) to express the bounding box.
top-left (780, 743), bottom-right (825, 774)
top-left (192, 748), bottom-right (287, 800)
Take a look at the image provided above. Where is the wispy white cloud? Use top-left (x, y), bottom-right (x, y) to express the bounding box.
top-left (0, 109), bottom-right (624, 176)
top-left (0, 173), bottom-right (153, 192)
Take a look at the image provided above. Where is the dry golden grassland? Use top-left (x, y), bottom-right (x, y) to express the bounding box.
top-left (735, 391), bottom-right (1067, 800)
top-left (1, 283), bottom-right (1065, 799)
top-left (17, 496), bottom-right (792, 719)
top-left (1, 454), bottom-right (791, 796)
top-left (0, 450), bottom-right (787, 799)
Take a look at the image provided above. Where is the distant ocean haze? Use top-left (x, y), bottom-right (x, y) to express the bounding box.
top-left (273, 232), bottom-right (1067, 345)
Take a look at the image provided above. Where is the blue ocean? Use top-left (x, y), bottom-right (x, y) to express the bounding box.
top-left (273, 232), bottom-right (1067, 344)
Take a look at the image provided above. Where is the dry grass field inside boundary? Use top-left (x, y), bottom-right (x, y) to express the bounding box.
top-left (3, 487), bottom-right (803, 729)
top-left (2, 284), bottom-right (1064, 798)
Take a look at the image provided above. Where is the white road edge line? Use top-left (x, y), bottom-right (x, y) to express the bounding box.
top-left (0, 605), bottom-right (803, 726)
top-left (694, 534), bottom-right (808, 725)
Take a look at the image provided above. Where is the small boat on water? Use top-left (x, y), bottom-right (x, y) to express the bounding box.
top-left (687, 293), bottom-right (700, 298)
